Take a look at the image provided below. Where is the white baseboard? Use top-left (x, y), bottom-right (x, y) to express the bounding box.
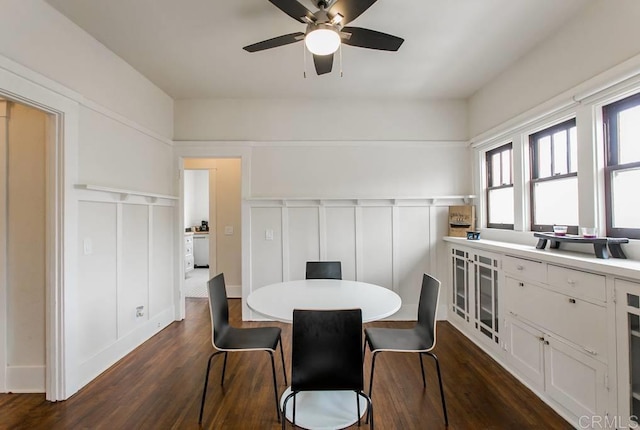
top-left (6, 365), bottom-right (45, 393)
top-left (76, 307), bottom-right (175, 391)
top-left (227, 284), bottom-right (241, 298)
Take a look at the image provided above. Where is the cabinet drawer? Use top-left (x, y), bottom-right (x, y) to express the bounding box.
top-left (547, 265), bottom-right (606, 303)
top-left (185, 243), bottom-right (193, 257)
top-left (503, 255), bottom-right (547, 284)
top-left (185, 235), bottom-right (194, 245)
top-left (505, 277), bottom-right (606, 357)
top-left (185, 255), bottom-right (194, 272)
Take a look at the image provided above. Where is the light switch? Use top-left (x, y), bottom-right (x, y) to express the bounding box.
top-left (224, 226), bottom-right (234, 235)
top-left (265, 229), bottom-right (274, 241)
top-left (83, 238), bottom-right (93, 255)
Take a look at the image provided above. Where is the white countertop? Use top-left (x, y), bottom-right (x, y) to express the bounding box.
top-left (444, 236), bottom-right (640, 280)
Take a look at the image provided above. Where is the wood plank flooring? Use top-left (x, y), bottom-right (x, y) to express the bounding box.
top-left (0, 298), bottom-right (572, 429)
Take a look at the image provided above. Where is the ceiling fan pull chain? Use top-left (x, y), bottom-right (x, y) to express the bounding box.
top-left (303, 41), bottom-right (307, 78)
top-left (339, 43), bottom-right (343, 77)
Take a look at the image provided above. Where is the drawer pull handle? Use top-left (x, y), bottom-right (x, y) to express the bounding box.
top-left (568, 298), bottom-right (576, 304)
top-left (544, 340), bottom-right (550, 345)
top-left (567, 279), bottom-right (576, 285)
top-left (516, 265), bottom-right (524, 271)
top-left (519, 282), bottom-right (524, 287)
top-left (538, 337), bottom-right (545, 342)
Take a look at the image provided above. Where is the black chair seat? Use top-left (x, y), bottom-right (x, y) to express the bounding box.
top-left (364, 327), bottom-right (434, 352)
top-left (215, 326), bottom-right (281, 351)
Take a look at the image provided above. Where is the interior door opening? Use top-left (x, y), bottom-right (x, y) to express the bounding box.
top-left (182, 158), bottom-right (242, 314)
top-left (1, 97), bottom-right (51, 394)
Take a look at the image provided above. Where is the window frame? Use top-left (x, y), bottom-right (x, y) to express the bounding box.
top-left (486, 143), bottom-right (514, 230)
top-left (603, 92), bottom-right (640, 239)
top-left (529, 118), bottom-right (578, 234)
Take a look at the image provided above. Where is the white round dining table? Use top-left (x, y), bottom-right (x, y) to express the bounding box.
top-left (247, 279), bottom-right (402, 323)
top-left (247, 279), bottom-right (401, 430)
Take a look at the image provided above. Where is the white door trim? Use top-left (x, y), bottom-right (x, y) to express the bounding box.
top-left (0, 57), bottom-right (80, 401)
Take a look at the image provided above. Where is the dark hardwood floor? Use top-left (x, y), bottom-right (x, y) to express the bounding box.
top-left (0, 298), bottom-right (572, 429)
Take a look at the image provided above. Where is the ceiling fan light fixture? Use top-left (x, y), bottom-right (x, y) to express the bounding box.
top-left (304, 26), bottom-right (341, 56)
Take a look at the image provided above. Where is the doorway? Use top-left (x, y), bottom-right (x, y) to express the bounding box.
top-left (0, 98), bottom-right (50, 393)
top-left (181, 158), bottom-right (242, 307)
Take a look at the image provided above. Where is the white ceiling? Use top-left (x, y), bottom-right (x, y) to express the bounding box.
top-left (44, 0), bottom-right (592, 101)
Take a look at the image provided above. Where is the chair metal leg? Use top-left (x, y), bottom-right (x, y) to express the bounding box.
top-left (279, 336), bottom-right (288, 385)
top-left (356, 391), bottom-right (361, 426)
top-left (293, 393), bottom-right (297, 428)
top-left (368, 351), bottom-right (378, 398)
top-left (198, 351), bottom-right (224, 424)
top-left (281, 391), bottom-right (296, 430)
top-left (425, 351), bottom-right (448, 426)
top-left (220, 351), bottom-right (228, 386)
top-left (268, 351), bottom-right (281, 422)
top-left (419, 353), bottom-right (426, 388)
top-left (359, 391), bottom-right (374, 430)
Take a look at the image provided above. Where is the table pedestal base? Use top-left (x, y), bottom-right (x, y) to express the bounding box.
top-left (280, 387), bottom-right (368, 430)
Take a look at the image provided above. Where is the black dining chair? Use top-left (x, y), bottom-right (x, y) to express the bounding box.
top-left (281, 308), bottom-right (373, 429)
top-left (199, 273), bottom-right (287, 424)
top-left (305, 261), bottom-right (342, 280)
top-left (363, 273), bottom-right (448, 426)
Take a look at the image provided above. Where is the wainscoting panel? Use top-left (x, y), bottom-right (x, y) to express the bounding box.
top-left (396, 206), bottom-right (431, 308)
top-left (250, 207), bottom-right (283, 289)
top-left (247, 198), bottom-right (472, 320)
top-left (119, 204), bottom-right (149, 337)
top-left (287, 207), bottom-right (320, 281)
top-left (77, 201), bottom-right (118, 364)
top-left (149, 205), bottom-right (174, 317)
top-left (74, 186), bottom-right (176, 389)
top-left (359, 206), bottom-right (394, 289)
top-left (325, 207), bottom-right (357, 280)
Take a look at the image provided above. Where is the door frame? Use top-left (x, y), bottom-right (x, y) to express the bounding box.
top-left (0, 56), bottom-right (79, 400)
top-left (174, 146), bottom-right (250, 321)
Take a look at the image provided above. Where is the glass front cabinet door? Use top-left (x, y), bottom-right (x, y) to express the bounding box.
top-left (450, 245), bottom-right (501, 350)
top-left (616, 279), bottom-right (640, 427)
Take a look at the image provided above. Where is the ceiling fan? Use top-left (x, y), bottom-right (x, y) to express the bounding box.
top-left (243, 0), bottom-right (404, 76)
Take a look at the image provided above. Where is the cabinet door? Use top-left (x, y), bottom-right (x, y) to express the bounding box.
top-left (545, 335), bottom-right (608, 419)
top-left (451, 247), bottom-right (470, 323)
top-left (616, 279), bottom-right (640, 428)
top-left (505, 315), bottom-right (545, 390)
top-left (473, 251), bottom-right (500, 346)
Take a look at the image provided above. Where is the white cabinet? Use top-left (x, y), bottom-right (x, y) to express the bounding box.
top-left (503, 256), bottom-right (609, 422)
top-left (449, 245), bottom-right (501, 350)
top-left (185, 234), bottom-right (194, 274)
top-left (193, 234), bottom-right (209, 268)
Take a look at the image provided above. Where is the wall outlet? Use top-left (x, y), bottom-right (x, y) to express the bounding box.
top-left (265, 229), bottom-right (274, 241)
top-left (135, 306), bottom-right (144, 318)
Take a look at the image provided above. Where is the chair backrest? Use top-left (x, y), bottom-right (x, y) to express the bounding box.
top-left (305, 261), bottom-right (342, 280)
top-left (416, 273), bottom-right (441, 346)
top-left (207, 273), bottom-right (230, 348)
top-left (291, 309), bottom-right (363, 392)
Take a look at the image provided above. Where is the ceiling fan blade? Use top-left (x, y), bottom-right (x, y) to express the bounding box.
top-left (328, 0), bottom-right (378, 25)
top-left (313, 53), bottom-right (334, 75)
top-left (243, 32), bottom-right (304, 52)
top-left (269, 0), bottom-right (314, 23)
top-left (341, 26), bottom-right (404, 51)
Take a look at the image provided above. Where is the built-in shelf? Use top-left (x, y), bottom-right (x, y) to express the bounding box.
top-left (75, 184), bottom-right (178, 202)
top-left (247, 195), bottom-right (476, 207)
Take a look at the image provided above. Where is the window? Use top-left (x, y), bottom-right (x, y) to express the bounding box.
top-left (529, 119), bottom-right (578, 233)
top-left (603, 92), bottom-right (640, 239)
top-left (486, 143), bottom-right (513, 229)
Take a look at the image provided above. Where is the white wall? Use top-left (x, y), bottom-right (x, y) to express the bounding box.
top-left (469, 0), bottom-right (640, 137)
top-left (175, 98), bottom-right (467, 141)
top-left (175, 98), bottom-right (470, 320)
top-left (0, 0), bottom-right (176, 398)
